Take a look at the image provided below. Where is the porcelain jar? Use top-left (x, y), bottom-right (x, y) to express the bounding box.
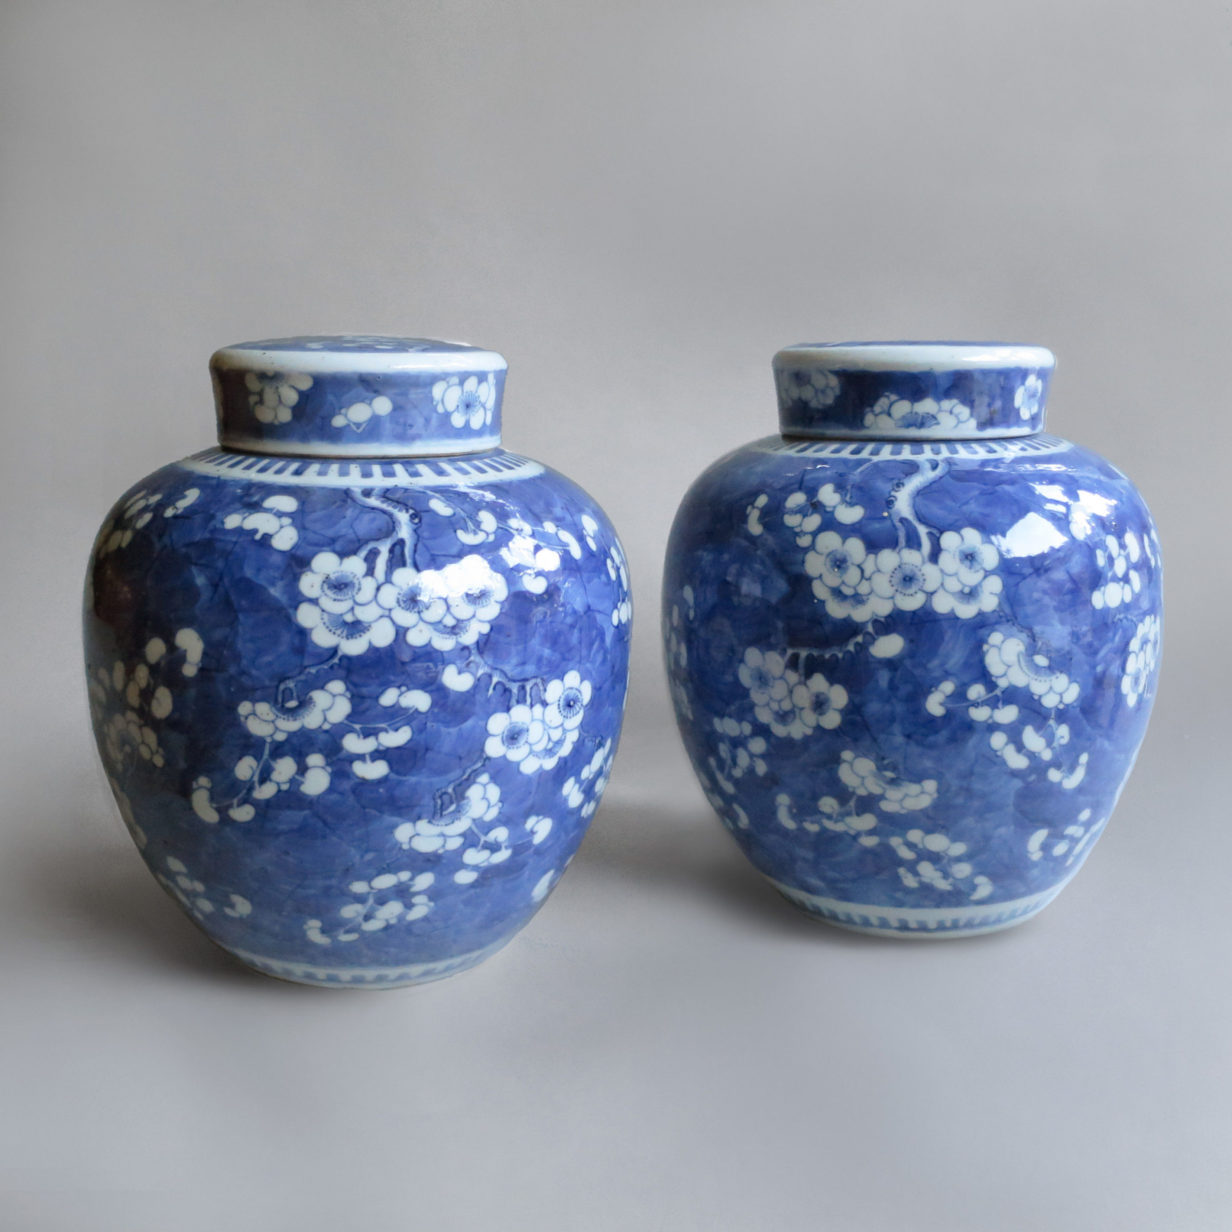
top-left (85, 336), bottom-right (631, 985)
top-left (663, 343), bottom-right (1161, 936)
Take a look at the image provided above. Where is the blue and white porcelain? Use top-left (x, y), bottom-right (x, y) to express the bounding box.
top-left (85, 336), bottom-right (631, 986)
top-left (663, 343), bottom-right (1161, 937)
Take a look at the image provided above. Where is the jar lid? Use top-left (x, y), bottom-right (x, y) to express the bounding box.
top-left (211, 335), bottom-right (506, 457)
top-left (773, 342), bottom-right (1054, 440)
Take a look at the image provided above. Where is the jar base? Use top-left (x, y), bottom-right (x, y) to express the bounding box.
top-left (223, 937), bottom-right (513, 988)
top-left (766, 877), bottom-right (1069, 939)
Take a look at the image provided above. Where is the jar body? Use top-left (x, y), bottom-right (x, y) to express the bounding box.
top-left (663, 432), bottom-right (1161, 935)
top-left (86, 445), bottom-right (631, 984)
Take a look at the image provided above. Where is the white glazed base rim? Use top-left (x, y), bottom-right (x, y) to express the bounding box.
top-left (767, 877), bottom-right (1074, 939)
top-left (225, 937), bottom-right (512, 988)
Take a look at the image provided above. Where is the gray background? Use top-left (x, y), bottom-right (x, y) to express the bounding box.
top-left (2, 1), bottom-right (1229, 1228)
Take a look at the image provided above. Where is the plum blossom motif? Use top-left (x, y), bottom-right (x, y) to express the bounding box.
top-left (866, 547), bottom-right (942, 612)
top-left (889, 829), bottom-right (992, 900)
top-left (296, 552), bottom-right (394, 655)
top-left (223, 494), bottom-right (299, 552)
top-left (863, 395), bottom-right (974, 434)
top-left (374, 555), bottom-right (507, 651)
top-left (158, 856), bottom-right (252, 920)
top-left (777, 368), bottom-right (840, 410)
top-left (838, 750), bottom-right (938, 813)
top-left (238, 679), bottom-right (352, 740)
top-left (1092, 532), bottom-right (1143, 610)
top-left (1121, 614), bottom-right (1160, 708)
top-left (245, 371), bottom-right (313, 424)
top-left (432, 374), bottom-right (497, 430)
top-left (806, 532), bottom-right (867, 592)
top-left (331, 395), bottom-right (393, 431)
top-left (304, 871), bottom-right (435, 945)
top-left (738, 648), bottom-right (848, 739)
top-left (486, 675), bottom-right (591, 774)
top-left (543, 671), bottom-right (591, 733)
top-left (1014, 373), bottom-right (1044, 420)
top-left (931, 527), bottom-right (1002, 617)
top-left (562, 739), bottom-right (614, 818)
top-left (803, 532), bottom-right (886, 621)
top-left (984, 631), bottom-right (1080, 709)
top-left (394, 774), bottom-right (501, 853)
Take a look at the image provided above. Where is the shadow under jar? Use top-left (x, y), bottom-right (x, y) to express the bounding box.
top-left (85, 336), bottom-right (631, 985)
top-left (663, 342), bottom-right (1161, 937)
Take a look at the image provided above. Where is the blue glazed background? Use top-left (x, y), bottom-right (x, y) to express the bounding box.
top-left (663, 432), bottom-right (1161, 926)
top-left (776, 365), bottom-right (1051, 437)
top-left (85, 447), bottom-right (631, 982)
top-left (212, 335), bottom-right (506, 454)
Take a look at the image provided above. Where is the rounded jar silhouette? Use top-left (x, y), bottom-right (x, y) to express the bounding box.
top-left (663, 343), bottom-right (1161, 936)
top-left (85, 336), bottom-right (631, 985)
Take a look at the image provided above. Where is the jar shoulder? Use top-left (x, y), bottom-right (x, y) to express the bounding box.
top-left (670, 433), bottom-right (1156, 546)
top-left (89, 447), bottom-right (623, 557)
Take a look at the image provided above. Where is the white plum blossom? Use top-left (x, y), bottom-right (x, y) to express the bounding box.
top-left (665, 603), bottom-right (692, 719)
top-left (246, 371), bottom-right (312, 424)
top-left (1092, 532), bottom-right (1143, 610)
top-left (1014, 373), bottom-right (1044, 420)
top-left (395, 774), bottom-right (501, 853)
top-left (1028, 808), bottom-right (1100, 866)
top-left (500, 527), bottom-right (562, 596)
top-left (432, 374), bottom-right (497, 430)
top-left (606, 542), bottom-right (632, 626)
top-left (931, 572), bottom-right (1003, 618)
top-left (163, 488), bottom-right (200, 518)
top-left (297, 552), bottom-right (395, 655)
top-left (777, 367), bottom-right (840, 409)
top-left (816, 482), bottom-right (865, 525)
top-left (485, 684), bottom-right (584, 775)
top-left (1121, 614), bottom-right (1160, 708)
top-left (562, 739), bottom-right (614, 817)
top-left (890, 829), bottom-right (992, 899)
top-left (238, 679), bottom-right (351, 740)
top-left (738, 648), bottom-right (848, 739)
top-left (806, 532), bottom-right (867, 592)
top-left (158, 856), bottom-right (252, 920)
top-left (863, 395), bottom-right (974, 434)
top-left (937, 527), bottom-right (998, 586)
top-left (543, 671), bottom-right (592, 733)
top-left (376, 555), bottom-right (507, 651)
top-left (485, 705), bottom-right (541, 765)
top-left (299, 551), bottom-right (377, 614)
top-left (803, 532), bottom-right (889, 622)
top-left (783, 491), bottom-right (822, 544)
top-left (224, 494), bottom-right (299, 551)
top-left (305, 871), bottom-right (434, 944)
top-left (866, 547), bottom-right (942, 612)
top-left (377, 565), bottom-right (447, 635)
top-left (984, 631), bottom-right (1080, 709)
top-left (330, 395), bottom-right (393, 430)
top-left (710, 716), bottom-right (768, 788)
top-left (838, 750), bottom-right (938, 813)
top-left (746, 493), bottom-right (768, 536)
top-left (932, 522), bottom-right (1004, 619)
top-left (96, 490), bottom-right (160, 555)
top-left (525, 815), bottom-right (553, 843)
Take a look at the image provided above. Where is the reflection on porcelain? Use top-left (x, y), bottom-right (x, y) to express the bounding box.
top-left (664, 343), bottom-right (1161, 937)
top-left (86, 336), bottom-right (631, 986)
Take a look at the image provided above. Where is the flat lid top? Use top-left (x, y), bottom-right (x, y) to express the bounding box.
top-left (213, 335), bottom-right (507, 376)
top-left (774, 342), bottom-right (1055, 373)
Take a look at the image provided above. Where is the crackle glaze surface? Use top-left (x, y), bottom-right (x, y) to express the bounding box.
top-left (664, 344), bottom-right (1161, 936)
top-left (85, 337), bottom-right (631, 985)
